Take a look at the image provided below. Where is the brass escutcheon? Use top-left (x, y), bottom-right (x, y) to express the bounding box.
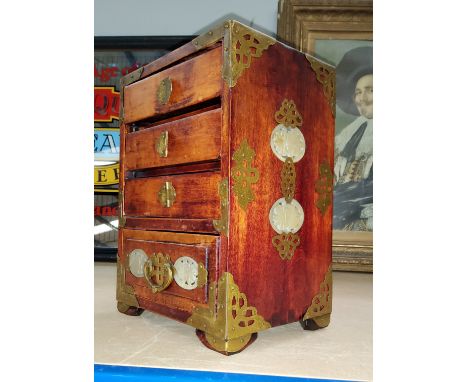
top-left (156, 130), bottom-right (168, 158)
top-left (157, 77), bottom-right (172, 105)
top-left (144, 252), bottom-right (173, 293)
top-left (158, 181), bottom-right (176, 208)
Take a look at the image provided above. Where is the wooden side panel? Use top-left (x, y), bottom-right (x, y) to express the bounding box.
top-left (124, 172), bottom-right (221, 219)
top-left (124, 47), bottom-right (222, 124)
top-left (227, 43), bottom-right (335, 327)
top-left (125, 108), bottom-right (221, 171)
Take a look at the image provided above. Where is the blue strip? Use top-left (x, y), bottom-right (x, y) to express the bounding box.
top-left (94, 364), bottom-right (355, 382)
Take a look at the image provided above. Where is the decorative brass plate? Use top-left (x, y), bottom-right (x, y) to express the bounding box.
top-left (223, 20), bottom-right (276, 87)
top-left (274, 99), bottom-right (303, 128)
top-left (156, 131), bottom-right (168, 158)
top-left (187, 272), bottom-right (271, 349)
top-left (305, 54), bottom-right (336, 117)
top-left (281, 157), bottom-right (296, 202)
top-left (116, 262), bottom-right (139, 308)
top-left (213, 178), bottom-right (229, 236)
top-left (144, 252), bottom-right (173, 293)
top-left (232, 139), bottom-right (259, 210)
top-left (315, 162), bottom-right (333, 215)
top-left (197, 262), bottom-right (208, 289)
top-left (158, 181), bottom-right (176, 208)
top-left (303, 266), bottom-right (332, 327)
top-left (157, 77), bottom-right (172, 105)
top-left (272, 233), bottom-right (300, 260)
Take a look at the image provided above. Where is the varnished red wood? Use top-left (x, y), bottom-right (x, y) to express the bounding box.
top-left (226, 42), bottom-right (334, 327)
top-left (125, 217), bottom-right (217, 234)
top-left (125, 108), bottom-right (221, 171)
top-left (118, 25), bottom-right (334, 347)
top-left (124, 172), bottom-right (221, 219)
top-left (124, 46), bottom-right (222, 124)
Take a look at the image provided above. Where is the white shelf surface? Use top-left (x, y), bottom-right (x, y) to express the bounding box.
top-left (95, 263), bottom-right (372, 381)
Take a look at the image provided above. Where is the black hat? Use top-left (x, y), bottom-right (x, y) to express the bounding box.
top-left (336, 46), bottom-right (373, 116)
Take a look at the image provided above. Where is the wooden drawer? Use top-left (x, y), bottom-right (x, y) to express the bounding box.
top-left (124, 172), bottom-right (220, 219)
top-left (122, 230), bottom-right (218, 306)
top-left (123, 46), bottom-right (222, 124)
top-left (125, 108), bottom-right (221, 171)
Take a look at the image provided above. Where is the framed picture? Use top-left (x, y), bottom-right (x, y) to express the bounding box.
top-left (277, 0), bottom-right (373, 271)
top-left (94, 36), bottom-right (193, 261)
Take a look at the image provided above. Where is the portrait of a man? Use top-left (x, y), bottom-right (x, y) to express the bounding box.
top-left (333, 46), bottom-right (373, 231)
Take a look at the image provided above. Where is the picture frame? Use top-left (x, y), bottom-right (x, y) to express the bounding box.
top-left (277, 0), bottom-right (373, 272)
top-left (94, 36), bottom-right (193, 261)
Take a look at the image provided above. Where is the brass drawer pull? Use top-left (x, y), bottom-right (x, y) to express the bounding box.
top-left (157, 77), bottom-right (172, 105)
top-left (156, 130), bottom-right (168, 158)
top-left (158, 181), bottom-right (176, 208)
top-left (144, 252), bottom-right (173, 293)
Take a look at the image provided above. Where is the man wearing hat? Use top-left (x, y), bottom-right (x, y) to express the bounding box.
top-left (333, 46), bottom-right (373, 231)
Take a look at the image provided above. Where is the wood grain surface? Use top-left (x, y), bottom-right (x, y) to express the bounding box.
top-left (121, 229), bottom-right (219, 320)
top-left (124, 172), bottom-right (221, 219)
top-left (226, 42), bottom-right (334, 327)
top-left (124, 46), bottom-right (222, 124)
top-left (125, 108), bottom-right (221, 171)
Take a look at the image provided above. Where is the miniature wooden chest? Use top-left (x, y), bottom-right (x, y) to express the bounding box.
top-left (117, 20), bottom-right (335, 355)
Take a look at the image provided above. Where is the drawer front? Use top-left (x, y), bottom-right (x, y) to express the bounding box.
top-left (124, 172), bottom-right (220, 219)
top-left (123, 46), bottom-right (222, 124)
top-left (125, 109), bottom-right (221, 171)
top-left (122, 230), bottom-right (218, 305)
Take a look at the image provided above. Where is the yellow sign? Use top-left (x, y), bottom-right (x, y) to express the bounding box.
top-left (94, 163), bottom-right (119, 186)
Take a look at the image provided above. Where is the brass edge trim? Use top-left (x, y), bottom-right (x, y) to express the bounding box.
top-left (213, 178), bottom-right (229, 236)
top-left (116, 262), bottom-right (139, 307)
top-left (303, 265), bottom-right (332, 322)
top-left (231, 139), bottom-right (259, 210)
top-left (121, 67), bottom-right (144, 87)
top-left (305, 54), bottom-right (336, 117)
top-left (315, 161), bottom-right (333, 215)
top-left (192, 22), bottom-right (226, 50)
top-left (118, 192), bottom-right (126, 228)
top-left (186, 272), bottom-right (271, 341)
top-left (197, 262), bottom-right (208, 288)
top-left (222, 20), bottom-right (276, 88)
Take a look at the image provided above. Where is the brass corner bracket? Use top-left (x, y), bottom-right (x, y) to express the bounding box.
top-left (305, 54), bottom-right (336, 117)
top-left (116, 261), bottom-right (139, 309)
top-left (303, 265), bottom-right (332, 328)
top-left (232, 139), bottom-right (259, 210)
top-left (187, 272), bottom-right (271, 353)
top-left (222, 20), bottom-right (276, 87)
top-left (120, 66), bottom-right (144, 87)
top-left (213, 178), bottom-right (229, 236)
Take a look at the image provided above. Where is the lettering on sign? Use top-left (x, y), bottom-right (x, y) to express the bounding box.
top-left (94, 86), bottom-right (120, 122)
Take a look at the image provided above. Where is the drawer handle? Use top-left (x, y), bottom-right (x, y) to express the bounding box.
top-left (144, 252), bottom-right (173, 293)
top-left (156, 130), bottom-right (169, 158)
top-left (158, 181), bottom-right (176, 208)
top-left (157, 77), bottom-right (172, 105)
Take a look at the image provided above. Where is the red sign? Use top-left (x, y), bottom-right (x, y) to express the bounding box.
top-left (94, 86), bottom-right (120, 122)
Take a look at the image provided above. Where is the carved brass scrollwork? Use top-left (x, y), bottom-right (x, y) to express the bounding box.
top-left (303, 266), bottom-right (332, 328)
top-left (274, 99), bottom-right (303, 128)
top-left (232, 139), bottom-right (259, 210)
top-left (272, 233), bottom-right (300, 260)
top-left (280, 157), bottom-right (296, 203)
top-left (306, 55), bottom-right (336, 117)
top-left (315, 162), bottom-right (333, 215)
top-left (187, 272), bottom-right (271, 353)
top-left (144, 252), bottom-right (173, 293)
top-left (223, 20), bottom-right (276, 87)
